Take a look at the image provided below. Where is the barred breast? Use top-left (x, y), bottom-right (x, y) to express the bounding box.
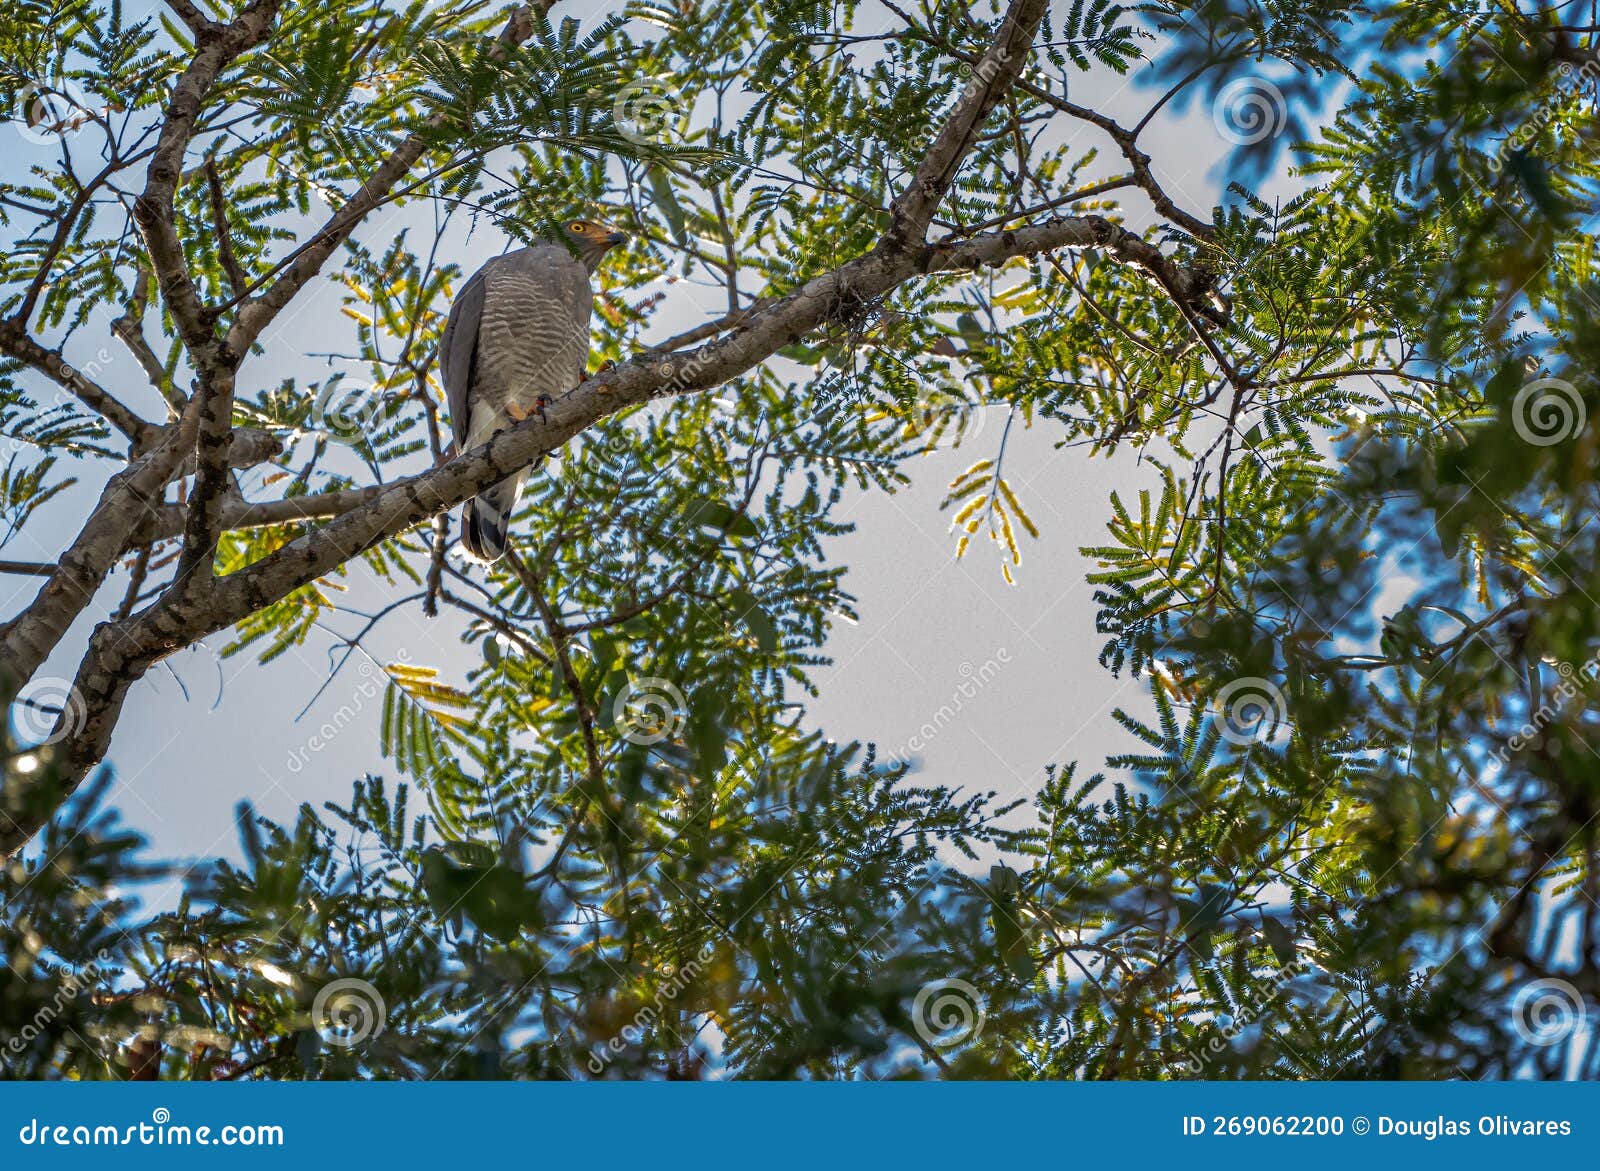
top-left (467, 244), bottom-right (593, 449)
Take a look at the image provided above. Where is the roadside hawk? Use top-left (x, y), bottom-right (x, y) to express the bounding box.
top-left (440, 218), bottom-right (628, 562)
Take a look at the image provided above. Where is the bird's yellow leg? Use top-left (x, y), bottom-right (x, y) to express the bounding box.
top-left (506, 396), bottom-right (553, 425)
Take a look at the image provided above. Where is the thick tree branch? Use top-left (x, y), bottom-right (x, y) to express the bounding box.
top-left (164, 0), bottom-right (218, 36)
top-left (0, 394), bottom-right (203, 688)
top-left (131, 0), bottom-right (284, 363)
top-left (170, 371), bottom-right (239, 589)
top-left (885, 0), bottom-right (1047, 246)
top-left (0, 320), bottom-right (157, 446)
top-left (0, 0), bottom-right (1205, 860)
top-left (126, 483), bottom-right (384, 546)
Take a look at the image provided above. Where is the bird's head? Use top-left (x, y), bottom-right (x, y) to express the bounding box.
top-left (560, 218), bottom-right (629, 273)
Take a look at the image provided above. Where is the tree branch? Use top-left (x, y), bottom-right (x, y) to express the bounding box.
top-left (0, 393), bottom-right (203, 689)
top-left (0, 319), bottom-right (156, 446)
top-left (132, 0), bottom-right (285, 364)
top-left (204, 157), bottom-right (248, 298)
top-left (110, 267), bottom-right (184, 415)
top-left (125, 483), bottom-right (384, 547)
top-left (226, 2), bottom-right (552, 356)
top-left (884, 0), bottom-right (1048, 246)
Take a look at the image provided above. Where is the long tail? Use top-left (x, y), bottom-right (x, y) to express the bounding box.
top-left (461, 498), bottom-right (509, 562)
top-left (460, 475), bottom-right (524, 563)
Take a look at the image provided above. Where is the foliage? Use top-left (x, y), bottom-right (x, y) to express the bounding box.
top-left (2, 0), bottom-right (1599, 1080)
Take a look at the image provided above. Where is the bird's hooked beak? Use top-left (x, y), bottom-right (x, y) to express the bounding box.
top-left (603, 228), bottom-right (629, 248)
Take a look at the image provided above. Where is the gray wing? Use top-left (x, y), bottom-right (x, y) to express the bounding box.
top-left (439, 267), bottom-right (487, 450)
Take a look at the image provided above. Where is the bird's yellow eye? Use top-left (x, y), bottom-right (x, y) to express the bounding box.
top-left (569, 221), bottom-right (589, 234)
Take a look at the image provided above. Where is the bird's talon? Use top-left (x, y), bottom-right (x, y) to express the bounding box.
top-left (505, 402), bottom-right (529, 422)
